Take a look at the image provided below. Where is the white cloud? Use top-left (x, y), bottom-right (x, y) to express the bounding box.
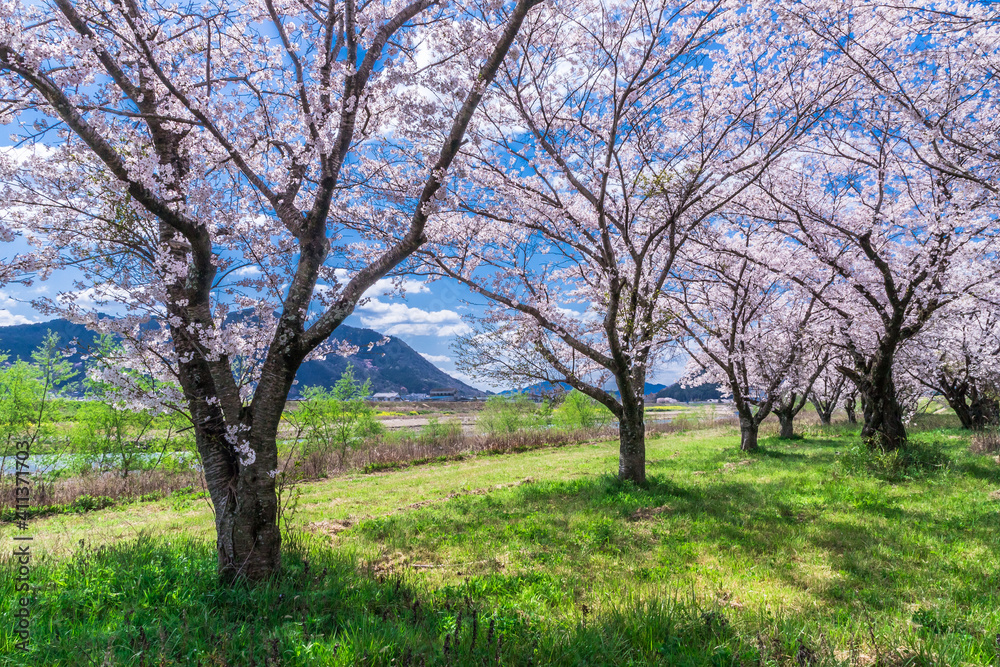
top-left (0, 144), bottom-right (56, 165)
top-left (358, 298), bottom-right (471, 337)
top-left (331, 268), bottom-right (430, 297)
top-left (231, 265), bottom-right (262, 277)
top-left (419, 352), bottom-right (452, 363)
top-left (556, 305), bottom-right (601, 323)
top-left (0, 309), bottom-right (32, 326)
top-left (62, 285), bottom-right (131, 308)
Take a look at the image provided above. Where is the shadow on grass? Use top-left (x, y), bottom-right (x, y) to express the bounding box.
top-left (954, 456), bottom-right (1000, 485)
top-left (0, 533), bottom-right (895, 667)
top-left (356, 462), bottom-right (1000, 621)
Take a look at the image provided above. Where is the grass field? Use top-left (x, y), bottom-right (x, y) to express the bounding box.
top-left (2, 419), bottom-right (999, 666)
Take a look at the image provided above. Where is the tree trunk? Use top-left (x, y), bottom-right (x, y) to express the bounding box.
top-left (844, 395), bottom-right (857, 424)
top-left (776, 410), bottom-right (795, 438)
top-left (215, 435), bottom-right (281, 582)
top-left (185, 403), bottom-right (282, 582)
top-left (618, 403), bottom-right (646, 485)
top-left (213, 354), bottom-right (297, 581)
top-left (968, 393), bottom-right (1000, 431)
top-left (859, 373), bottom-right (908, 452)
top-left (815, 404), bottom-right (832, 425)
top-left (739, 417), bottom-right (759, 452)
top-left (937, 376), bottom-right (974, 429)
top-left (945, 395), bottom-right (975, 430)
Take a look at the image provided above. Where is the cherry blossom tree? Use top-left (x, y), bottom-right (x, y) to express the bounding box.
top-left (770, 351), bottom-right (827, 439)
top-left (676, 224), bottom-right (828, 451)
top-left (775, 1), bottom-right (1000, 199)
top-left (906, 301), bottom-right (1000, 430)
top-left (418, 0), bottom-right (847, 482)
top-left (809, 357), bottom-right (851, 425)
top-left (0, 0), bottom-right (542, 581)
top-left (746, 105), bottom-right (1000, 451)
top-left (842, 383), bottom-right (859, 425)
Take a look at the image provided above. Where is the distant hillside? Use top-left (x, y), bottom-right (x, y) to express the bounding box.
top-left (0, 319), bottom-right (481, 397)
top-left (654, 382), bottom-right (723, 402)
top-left (294, 325), bottom-right (482, 396)
top-left (501, 381), bottom-right (572, 396)
top-left (507, 381), bottom-right (669, 397)
top-left (0, 320), bottom-right (96, 382)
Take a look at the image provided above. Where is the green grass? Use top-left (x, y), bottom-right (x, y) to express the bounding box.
top-left (2, 423), bottom-right (999, 665)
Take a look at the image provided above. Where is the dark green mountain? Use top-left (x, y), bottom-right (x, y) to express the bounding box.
top-left (505, 381), bottom-right (669, 397)
top-left (0, 319), bottom-right (481, 397)
top-left (654, 382), bottom-right (722, 402)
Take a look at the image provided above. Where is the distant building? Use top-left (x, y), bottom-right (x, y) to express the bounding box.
top-left (402, 393), bottom-right (431, 401)
top-left (429, 388), bottom-right (458, 401)
top-left (372, 392), bottom-right (401, 401)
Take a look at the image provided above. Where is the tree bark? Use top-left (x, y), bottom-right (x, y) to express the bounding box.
top-left (858, 373), bottom-right (908, 451)
top-left (844, 394), bottom-right (857, 424)
top-left (215, 429), bottom-right (281, 582)
top-left (968, 392), bottom-right (1000, 431)
top-left (813, 402), bottom-right (833, 425)
top-left (812, 389), bottom-right (840, 425)
top-left (739, 416), bottom-right (759, 452)
top-left (937, 376), bottom-right (1000, 431)
top-left (776, 410), bottom-right (795, 438)
top-left (773, 389), bottom-right (812, 439)
top-left (618, 402), bottom-right (646, 485)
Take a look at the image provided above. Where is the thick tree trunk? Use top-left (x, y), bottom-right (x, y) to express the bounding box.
top-left (618, 404), bottom-right (646, 485)
top-left (184, 394), bottom-right (282, 582)
top-left (956, 382), bottom-right (1000, 431)
top-left (814, 402), bottom-right (833, 425)
top-left (937, 376), bottom-right (974, 430)
top-left (931, 374), bottom-right (999, 431)
top-left (215, 431), bottom-right (281, 582)
top-left (968, 394), bottom-right (1000, 431)
top-left (776, 410), bottom-right (795, 438)
top-left (946, 395), bottom-right (975, 430)
top-left (214, 349), bottom-right (299, 581)
top-left (858, 373), bottom-right (908, 451)
top-left (739, 417), bottom-right (759, 452)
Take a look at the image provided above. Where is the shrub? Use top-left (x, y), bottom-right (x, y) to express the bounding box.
top-left (419, 417), bottom-right (463, 445)
top-left (285, 364), bottom-right (384, 466)
top-left (553, 390), bottom-right (612, 429)
top-left (477, 394), bottom-right (546, 436)
top-left (69, 494), bottom-right (115, 512)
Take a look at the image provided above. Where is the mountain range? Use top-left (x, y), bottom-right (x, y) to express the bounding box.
top-left (508, 380), bottom-right (721, 402)
top-left (0, 319), bottom-right (482, 397)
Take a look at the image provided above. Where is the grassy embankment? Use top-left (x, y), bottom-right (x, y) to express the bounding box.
top-left (1, 417), bottom-right (999, 666)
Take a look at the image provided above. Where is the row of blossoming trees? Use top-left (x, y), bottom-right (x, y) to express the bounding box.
top-left (1, 0), bottom-right (998, 581)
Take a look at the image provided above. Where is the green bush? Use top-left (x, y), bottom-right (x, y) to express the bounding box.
top-left (69, 494), bottom-right (115, 512)
top-left (285, 364), bottom-right (385, 465)
top-left (419, 417), bottom-right (462, 444)
top-left (553, 390), bottom-right (612, 429)
top-left (477, 394), bottom-right (546, 436)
